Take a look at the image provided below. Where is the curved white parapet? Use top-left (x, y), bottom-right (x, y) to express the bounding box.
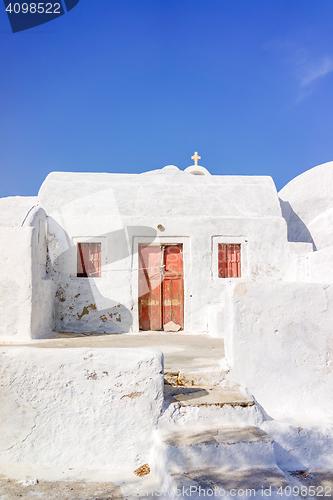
top-left (184, 165), bottom-right (211, 176)
top-left (0, 196), bottom-right (37, 228)
top-left (162, 165), bottom-right (179, 171)
top-left (279, 161), bottom-right (333, 247)
top-left (307, 208), bottom-right (333, 250)
top-left (279, 161), bottom-right (333, 226)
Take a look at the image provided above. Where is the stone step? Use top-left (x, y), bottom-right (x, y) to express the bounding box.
top-left (161, 426), bottom-right (277, 473)
top-left (159, 385), bottom-right (264, 429)
top-left (164, 367), bottom-right (227, 387)
top-left (164, 384), bottom-right (254, 407)
top-left (170, 466), bottom-right (290, 498)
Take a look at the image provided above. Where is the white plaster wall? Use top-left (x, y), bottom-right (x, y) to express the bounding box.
top-left (0, 346), bottom-right (164, 479)
top-left (283, 242), bottom-right (312, 283)
top-left (226, 282), bottom-right (333, 421)
top-left (38, 169), bottom-right (292, 336)
top-left (25, 207), bottom-right (54, 339)
top-left (0, 227), bottom-right (33, 341)
top-left (310, 246), bottom-right (333, 284)
top-left (261, 419), bottom-right (333, 470)
top-left (46, 216), bottom-right (291, 336)
top-left (0, 207), bottom-right (53, 341)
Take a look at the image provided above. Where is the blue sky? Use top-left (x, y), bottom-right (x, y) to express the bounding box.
top-left (1, 0), bottom-right (333, 198)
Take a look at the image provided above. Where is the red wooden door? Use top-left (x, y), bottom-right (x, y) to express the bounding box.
top-left (162, 245), bottom-right (184, 328)
top-left (138, 244), bottom-right (184, 330)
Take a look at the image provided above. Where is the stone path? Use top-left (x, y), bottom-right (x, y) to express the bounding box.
top-left (3, 332), bottom-right (225, 377)
top-left (0, 476), bottom-right (122, 500)
top-left (1, 470), bottom-right (333, 499)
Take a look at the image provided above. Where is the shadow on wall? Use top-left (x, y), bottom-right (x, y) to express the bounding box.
top-left (279, 199), bottom-right (316, 250)
top-left (48, 218), bottom-right (157, 334)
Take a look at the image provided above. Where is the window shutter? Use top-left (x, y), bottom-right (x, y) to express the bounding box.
top-left (218, 243), bottom-right (241, 278)
top-left (88, 243), bottom-right (101, 277)
top-left (218, 244), bottom-right (228, 278)
top-left (77, 243), bottom-right (101, 277)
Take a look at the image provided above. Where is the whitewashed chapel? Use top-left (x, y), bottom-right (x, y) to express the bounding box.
top-left (0, 155), bottom-right (332, 485)
top-left (1, 153), bottom-right (328, 340)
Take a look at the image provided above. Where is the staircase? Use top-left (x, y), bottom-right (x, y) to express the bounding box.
top-left (152, 367), bottom-right (288, 498)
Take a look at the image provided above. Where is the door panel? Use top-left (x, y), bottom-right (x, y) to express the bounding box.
top-left (138, 245), bottom-right (162, 330)
top-left (138, 244), bottom-right (184, 331)
top-left (162, 245), bottom-right (184, 328)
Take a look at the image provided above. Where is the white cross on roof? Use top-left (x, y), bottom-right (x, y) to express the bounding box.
top-left (191, 152), bottom-right (201, 166)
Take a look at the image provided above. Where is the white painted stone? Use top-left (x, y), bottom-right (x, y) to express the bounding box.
top-left (226, 282), bottom-right (333, 421)
top-left (163, 321), bottom-right (181, 332)
top-left (158, 398), bottom-right (264, 432)
top-left (18, 478), bottom-right (39, 486)
top-left (0, 391), bottom-right (37, 451)
top-left (0, 346), bottom-right (164, 479)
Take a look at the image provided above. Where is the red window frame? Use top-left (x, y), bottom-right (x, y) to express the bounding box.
top-left (218, 243), bottom-right (241, 278)
top-left (77, 242), bottom-right (101, 278)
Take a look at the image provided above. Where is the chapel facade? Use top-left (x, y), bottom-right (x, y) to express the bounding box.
top-left (0, 155), bottom-right (332, 341)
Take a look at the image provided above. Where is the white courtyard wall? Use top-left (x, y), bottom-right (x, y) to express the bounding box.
top-left (225, 282), bottom-right (333, 421)
top-left (0, 227), bottom-right (34, 341)
top-left (0, 346), bottom-right (164, 480)
top-left (0, 208), bottom-right (53, 341)
top-left (310, 246), bottom-right (333, 284)
top-left (284, 242), bottom-right (312, 283)
top-left (25, 207), bottom-right (54, 339)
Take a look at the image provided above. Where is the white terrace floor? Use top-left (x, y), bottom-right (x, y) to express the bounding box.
top-left (7, 332), bottom-right (225, 377)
